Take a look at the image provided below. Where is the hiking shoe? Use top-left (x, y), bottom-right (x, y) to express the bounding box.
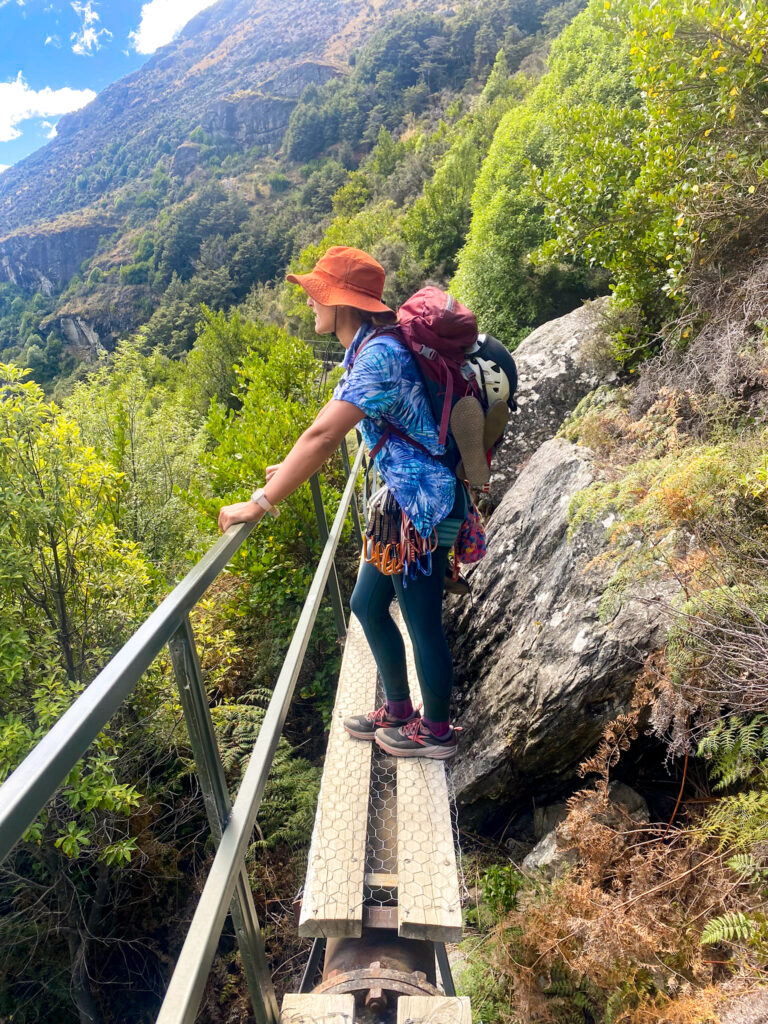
top-left (483, 398), bottom-right (510, 450)
top-left (456, 398), bottom-right (509, 481)
top-left (374, 718), bottom-right (460, 759)
top-left (451, 395), bottom-right (489, 488)
top-left (343, 704), bottom-right (420, 740)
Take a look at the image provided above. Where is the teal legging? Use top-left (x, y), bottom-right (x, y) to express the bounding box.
top-left (349, 545), bottom-right (453, 722)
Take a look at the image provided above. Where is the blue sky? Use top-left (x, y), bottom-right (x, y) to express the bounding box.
top-left (0, 0), bottom-right (220, 171)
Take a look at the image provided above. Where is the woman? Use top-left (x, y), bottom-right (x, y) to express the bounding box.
top-left (218, 246), bottom-right (466, 759)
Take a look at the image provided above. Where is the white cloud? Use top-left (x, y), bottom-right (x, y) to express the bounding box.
top-left (41, 119), bottom-right (58, 138)
top-left (71, 1), bottom-right (112, 56)
top-left (0, 165), bottom-right (10, 173)
top-left (0, 72), bottom-right (95, 143)
top-left (45, 34), bottom-right (62, 47)
top-left (130, 0), bottom-right (218, 55)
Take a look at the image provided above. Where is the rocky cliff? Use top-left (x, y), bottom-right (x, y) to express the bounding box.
top-left (0, 219), bottom-right (115, 294)
top-left (450, 437), bottom-right (674, 825)
top-left (488, 296), bottom-right (614, 506)
top-left (449, 304), bottom-right (673, 826)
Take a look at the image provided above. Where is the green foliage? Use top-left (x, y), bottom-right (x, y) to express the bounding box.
top-left (700, 910), bottom-right (766, 947)
top-left (0, 364), bottom-right (186, 1022)
top-left (153, 182), bottom-right (248, 285)
top-left (207, 702), bottom-right (321, 849)
top-left (481, 863), bottom-right (527, 918)
top-left (453, 0), bottom-right (626, 342)
top-left (698, 791), bottom-right (768, 850)
top-left (194, 326), bottom-right (342, 627)
top-left (178, 306), bottom-right (265, 415)
top-left (65, 340), bottom-right (206, 573)
top-left (284, 0), bottom-right (569, 166)
top-left (698, 715), bottom-right (768, 791)
top-left (544, 963), bottom-right (604, 1023)
top-left (267, 171), bottom-right (291, 194)
top-left (536, 0), bottom-right (768, 354)
top-left (455, 926), bottom-right (520, 1023)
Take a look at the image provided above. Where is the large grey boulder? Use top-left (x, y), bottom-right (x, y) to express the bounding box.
top-left (448, 437), bottom-right (675, 825)
top-left (489, 297), bottom-right (614, 506)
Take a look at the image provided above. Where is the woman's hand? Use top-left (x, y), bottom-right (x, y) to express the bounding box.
top-left (265, 463), bottom-right (282, 482)
top-left (218, 500), bottom-right (266, 533)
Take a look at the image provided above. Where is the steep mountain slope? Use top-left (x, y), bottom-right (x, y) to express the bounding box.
top-left (0, 0), bottom-right (451, 235)
top-left (0, 0), bottom-right (563, 381)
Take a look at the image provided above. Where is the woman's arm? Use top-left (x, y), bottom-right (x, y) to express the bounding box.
top-left (217, 399), bottom-right (365, 531)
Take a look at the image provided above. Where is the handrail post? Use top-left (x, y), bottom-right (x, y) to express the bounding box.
top-left (168, 615), bottom-right (278, 1024)
top-left (340, 437), bottom-right (364, 550)
top-left (309, 473), bottom-right (347, 641)
top-left (434, 942), bottom-right (456, 996)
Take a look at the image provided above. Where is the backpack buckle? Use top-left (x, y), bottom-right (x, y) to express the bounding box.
top-left (419, 344), bottom-right (436, 360)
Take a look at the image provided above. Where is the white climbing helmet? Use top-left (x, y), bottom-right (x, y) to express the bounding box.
top-left (466, 333), bottom-right (518, 409)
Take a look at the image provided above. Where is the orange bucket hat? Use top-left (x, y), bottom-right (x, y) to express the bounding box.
top-left (286, 246), bottom-right (395, 314)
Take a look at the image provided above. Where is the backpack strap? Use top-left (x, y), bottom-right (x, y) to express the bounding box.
top-left (349, 326), bottom-right (452, 463)
top-left (369, 422), bottom-right (431, 459)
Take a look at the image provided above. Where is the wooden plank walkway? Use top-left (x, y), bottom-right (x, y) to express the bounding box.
top-left (395, 611), bottom-right (463, 943)
top-left (280, 993), bottom-right (355, 1023)
top-left (298, 600), bottom-right (463, 954)
top-left (397, 996), bottom-right (472, 1023)
top-left (299, 613), bottom-right (378, 938)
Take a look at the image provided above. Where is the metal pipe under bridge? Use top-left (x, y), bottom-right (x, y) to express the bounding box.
top-left (0, 438), bottom-right (471, 1024)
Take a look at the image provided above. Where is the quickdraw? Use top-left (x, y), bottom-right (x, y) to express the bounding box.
top-left (363, 485), bottom-right (437, 581)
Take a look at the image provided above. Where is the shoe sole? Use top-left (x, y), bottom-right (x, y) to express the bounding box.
top-left (451, 396), bottom-right (489, 488)
top-left (456, 400), bottom-right (509, 482)
top-left (374, 733), bottom-right (457, 759)
top-left (484, 399), bottom-right (509, 450)
top-left (344, 725), bottom-right (378, 740)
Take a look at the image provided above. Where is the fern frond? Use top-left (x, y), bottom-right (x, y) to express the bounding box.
top-left (700, 911), bottom-right (759, 946)
top-left (697, 715), bottom-right (768, 791)
top-left (726, 853), bottom-right (768, 884)
top-left (700, 790), bottom-right (768, 849)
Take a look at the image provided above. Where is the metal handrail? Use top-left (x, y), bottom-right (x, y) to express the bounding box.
top-left (157, 444), bottom-right (365, 1024)
top-left (0, 439), bottom-right (366, 1024)
top-left (0, 519), bottom-right (255, 864)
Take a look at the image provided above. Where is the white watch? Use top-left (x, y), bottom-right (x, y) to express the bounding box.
top-left (250, 488), bottom-right (280, 517)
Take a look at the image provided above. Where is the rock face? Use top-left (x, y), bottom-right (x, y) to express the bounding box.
top-left (489, 297), bottom-right (614, 506)
top-left (59, 316), bottom-right (105, 362)
top-left (448, 437), bottom-right (675, 826)
top-left (260, 59), bottom-right (342, 99)
top-left (206, 94), bottom-right (299, 150)
top-left (0, 221), bottom-right (115, 293)
top-left (171, 143), bottom-right (202, 177)
top-left (205, 63), bottom-right (343, 151)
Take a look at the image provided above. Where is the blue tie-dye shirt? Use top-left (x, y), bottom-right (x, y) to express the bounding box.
top-left (332, 324), bottom-right (456, 538)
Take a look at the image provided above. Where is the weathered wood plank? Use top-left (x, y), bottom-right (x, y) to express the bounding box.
top-left (395, 612), bottom-right (463, 943)
top-left (299, 613), bottom-right (378, 938)
top-left (396, 996), bottom-right (472, 1023)
top-left (281, 993), bottom-right (356, 1023)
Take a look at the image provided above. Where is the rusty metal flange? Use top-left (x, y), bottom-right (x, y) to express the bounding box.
top-left (314, 965), bottom-right (441, 999)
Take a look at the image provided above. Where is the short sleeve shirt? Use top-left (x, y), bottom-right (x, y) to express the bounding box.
top-left (332, 324), bottom-right (456, 538)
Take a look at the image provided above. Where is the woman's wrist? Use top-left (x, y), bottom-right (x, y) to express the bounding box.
top-left (250, 487), bottom-right (280, 517)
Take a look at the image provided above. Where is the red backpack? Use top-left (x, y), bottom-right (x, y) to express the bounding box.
top-left (356, 287), bottom-right (482, 467)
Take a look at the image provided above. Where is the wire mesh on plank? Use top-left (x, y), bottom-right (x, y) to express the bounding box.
top-left (364, 675), bottom-right (399, 909)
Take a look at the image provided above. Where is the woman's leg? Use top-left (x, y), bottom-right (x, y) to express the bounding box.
top-left (392, 546), bottom-right (453, 727)
top-left (349, 559), bottom-right (410, 704)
